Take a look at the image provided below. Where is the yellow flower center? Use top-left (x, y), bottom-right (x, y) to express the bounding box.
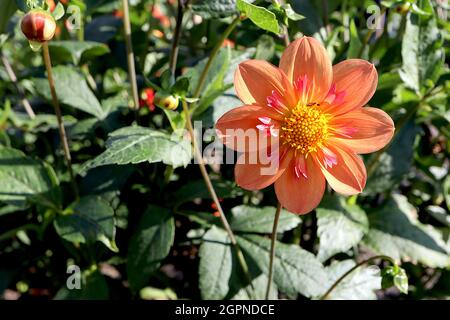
top-left (280, 103), bottom-right (329, 155)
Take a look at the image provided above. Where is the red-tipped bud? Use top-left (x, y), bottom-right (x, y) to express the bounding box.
top-left (154, 92), bottom-right (179, 110)
top-left (21, 9), bottom-right (57, 43)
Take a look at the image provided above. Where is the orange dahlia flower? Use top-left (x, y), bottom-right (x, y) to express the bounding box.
top-left (216, 37), bottom-right (394, 214)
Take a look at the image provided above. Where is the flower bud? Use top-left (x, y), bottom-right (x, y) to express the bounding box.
top-left (154, 92), bottom-right (179, 110)
top-left (21, 9), bottom-right (57, 43)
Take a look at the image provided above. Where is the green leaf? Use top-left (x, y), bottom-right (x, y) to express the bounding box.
top-left (190, 0), bottom-right (237, 19)
top-left (0, 0), bottom-right (17, 34)
top-left (230, 273), bottom-right (278, 300)
top-left (363, 194), bottom-right (450, 268)
top-left (170, 77), bottom-right (190, 97)
top-left (399, 0), bottom-right (444, 93)
top-left (382, 265), bottom-right (408, 294)
top-left (49, 41), bottom-right (110, 65)
top-left (229, 205), bottom-right (301, 234)
top-left (255, 34), bottom-right (275, 60)
top-left (364, 120), bottom-right (418, 193)
top-left (0, 147), bottom-right (60, 208)
top-left (317, 196), bottom-right (369, 262)
top-left (51, 2), bottom-right (65, 20)
top-left (237, 234), bottom-right (328, 298)
top-left (54, 196), bottom-right (117, 252)
top-left (347, 19), bottom-right (363, 59)
top-left (444, 175), bottom-right (450, 211)
top-left (54, 269), bottom-right (109, 300)
top-left (281, 4), bottom-right (304, 22)
top-left (237, 0), bottom-right (279, 34)
top-left (127, 205), bottom-right (175, 291)
top-left (324, 260), bottom-right (381, 300)
top-left (199, 226), bottom-right (232, 299)
top-left (33, 66), bottom-right (105, 119)
top-left (81, 126), bottom-right (192, 172)
top-left (173, 179), bottom-right (243, 206)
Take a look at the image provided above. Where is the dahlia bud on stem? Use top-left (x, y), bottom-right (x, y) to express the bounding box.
top-left (21, 9), bottom-right (56, 45)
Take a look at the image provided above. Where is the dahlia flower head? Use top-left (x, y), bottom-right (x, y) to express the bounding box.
top-left (216, 36), bottom-right (395, 214)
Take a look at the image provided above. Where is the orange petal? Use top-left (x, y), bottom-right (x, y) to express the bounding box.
top-left (235, 148), bottom-right (292, 191)
top-left (279, 36), bottom-right (332, 103)
top-left (275, 155), bottom-right (326, 215)
top-left (215, 105), bottom-right (282, 153)
top-left (329, 59), bottom-right (378, 116)
top-left (234, 60), bottom-right (295, 107)
top-left (330, 107), bottom-right (395, 154)
top-left (315, 145), bottom-right (367, 195)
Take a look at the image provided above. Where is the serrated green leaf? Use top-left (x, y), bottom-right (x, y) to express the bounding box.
top-left (127, 205), bottom-right (175, 291)
top-left (237, 0), bottom-right (279, 34)
top-left (0, 147), bottom-right (60, 209)
top-left (54, 196), bottom-right (117, 251)
top-left (170, 77), bottom-right (190, 97)
top-left (399, 0), bottom-right (444, 93)
top-left (229, 205), bottom-right (301, 234)
top-left (237, 234), bottom-right (328, 298)
top-left (33, 66), bottom-right (105, 119)
top-left (81, 126), bottom-right (192, 172)
top-left (199, 226), bottom-right (232, 300)
top-left (363, 194), bottom-right (450, 268)
top-left (317, 196), bottom-right (368, 262)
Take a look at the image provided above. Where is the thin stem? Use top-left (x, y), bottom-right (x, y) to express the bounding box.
top-left (366, 103), bottom-right (420, 176)
top-left (358, 8), bottom-right (386, 58)
top-left (122, 0), bottom-right (140, 111)
top-left (265, 202), bottom-right (282, 300)
top-left (320, 255), bottom-right (396, 300)
top-left (271, 0), bottom-right (290, 46)
top-left (169, 0), bottom-right (186, 75)
top-left (182, 100), bottom-right (254, 297)
top-left (1, 54), bottom-right (36, 119)
top-left (192, 16), bottom-right (241, 100)
top-left (42, 42), bottom-right (78, 199)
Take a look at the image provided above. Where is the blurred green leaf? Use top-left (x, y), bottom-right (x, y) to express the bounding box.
top-left (229, 205), bottom-right (301, 234)
top-left (54, 196), bottom-right (117, 251)
top-left (382, 265), bottom-right (409, 294)
top-left (0, 0), bottom-right (16, 34)
top-left (363, 194), bottom-right (450, 268)
top-left (348, 19), bottom-right (362, 59)
top-left (317, 196), bottom-right (369, 262)
top-left (33, 66), bottom-right (105, 119)
top-left (0, 146), bottom-right (60, 209)
top-left (237, 0), bottom-right (279, 34)
top-left (127, 205), bottom-right (175, 291)
top-left (399, 0), bottom-right (444, 94)
top-left (49, 41), bottom-right (110, 65)
top-left (254, 34), bottom-right (275, 60)
top-left (81, 126), bottom-right (192, 172)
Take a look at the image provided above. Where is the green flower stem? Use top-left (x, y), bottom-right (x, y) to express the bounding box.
top-left (122, 0), bottom-right (140, 111)
top-left (181, 100), bottom-right (255, 298)
top-left (169, 0), bottom-right (188, 75)
top-left (1, 53), bottom-right (35, 119)
top-left (271, 0), bottom-right (290, 46)
top-left (42, 42), bottom-right (78, 199)
top-left (192, 16), bottom-right (241, 101)
top-left (265, 202), bottom-right (282, 300)
top-left (320, 255), bottom-right (396, 300)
